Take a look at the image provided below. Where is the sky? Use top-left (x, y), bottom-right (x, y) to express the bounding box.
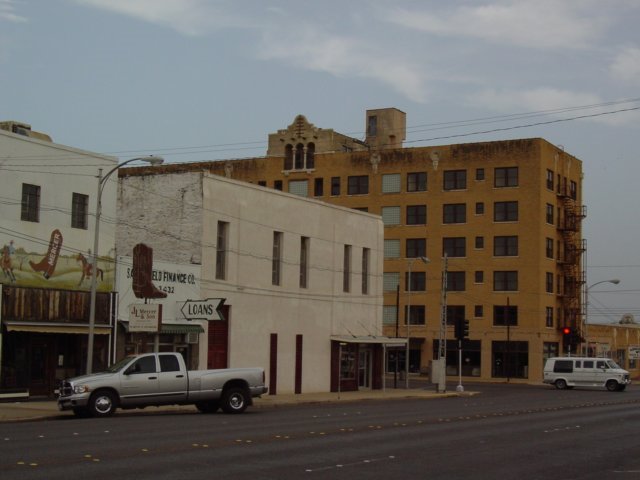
top-left (1, 0), bottom-right (639, 324)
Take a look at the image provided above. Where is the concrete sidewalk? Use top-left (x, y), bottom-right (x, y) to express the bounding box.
top-left (0, 387), bottom-right (470, 422)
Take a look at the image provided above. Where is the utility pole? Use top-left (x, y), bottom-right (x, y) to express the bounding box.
top-left (436, 253), bottom-right (448, 393)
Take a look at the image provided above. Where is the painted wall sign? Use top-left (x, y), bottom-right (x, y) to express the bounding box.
top-left (180, 298), bottom-right (225, 321)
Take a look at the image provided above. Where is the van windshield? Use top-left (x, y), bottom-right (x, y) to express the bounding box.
top-left (606, 360), bottom-right (621, 369)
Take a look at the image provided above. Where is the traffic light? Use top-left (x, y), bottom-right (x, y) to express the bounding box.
top-left (463, 319), bottom-right (470, 339)
top-left (455, 316), bottom-right (464, 341)
top-left (562, 327), bottom-right (572, 349)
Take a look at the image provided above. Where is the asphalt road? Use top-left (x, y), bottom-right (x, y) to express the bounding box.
top-left (2, 383), bottom-right (639, 480)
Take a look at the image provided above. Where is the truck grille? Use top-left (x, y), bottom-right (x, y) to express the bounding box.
top-left (59, 381), bottom-right (73, 398)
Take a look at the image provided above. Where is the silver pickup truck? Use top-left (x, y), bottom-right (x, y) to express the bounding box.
top-left (58, 352), bottom-right (267, 417)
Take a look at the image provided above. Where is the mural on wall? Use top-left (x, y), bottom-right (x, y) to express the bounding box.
top-left (0, 230), bottom-right (114, 291)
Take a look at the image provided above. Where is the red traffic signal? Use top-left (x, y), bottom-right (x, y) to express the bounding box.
top-left (562, 327), bottom-right (571, 335)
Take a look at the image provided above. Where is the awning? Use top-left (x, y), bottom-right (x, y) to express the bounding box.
top-left (330, 335), bottom-right (408, 347)
top-left (2, 322), bottom-right (112, 335)
top-left (120, 322), bottom-right (204, 334)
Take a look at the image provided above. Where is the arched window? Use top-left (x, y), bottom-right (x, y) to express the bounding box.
top-left (284, 144), bottom-right (293, 170)
top-left (295, 143), bottom-right (304, 170)
top-left (306, 143), bottom-right (315, 169)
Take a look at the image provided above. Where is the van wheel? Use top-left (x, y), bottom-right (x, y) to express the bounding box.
top-left (221, 387), bottom-right (249, 414)
top-left (555, 379), bottom-right (568, 390)
top-left (196, 401), bottom-right (220, 413)
top-left (606, 380), bottom-right (619, 392)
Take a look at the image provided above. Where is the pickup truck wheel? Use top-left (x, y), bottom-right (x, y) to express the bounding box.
top-left (221, 387), bottom-right (249, 414)
top-left (89, 390), bottom-right (117, 417)
top-left (606, 380), bottom-right (619, 392)
top-left (196, 401), bottom-right (220, 414)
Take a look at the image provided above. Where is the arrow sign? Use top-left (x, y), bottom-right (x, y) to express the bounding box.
top-left (180, 298), bottom-right (225, 321)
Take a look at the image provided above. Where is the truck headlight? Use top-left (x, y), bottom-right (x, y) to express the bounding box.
top-left (73, 385), bottom-right (90, 394)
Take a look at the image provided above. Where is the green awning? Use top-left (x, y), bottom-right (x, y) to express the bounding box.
top-left (120, 322), bottom-right (204, 334)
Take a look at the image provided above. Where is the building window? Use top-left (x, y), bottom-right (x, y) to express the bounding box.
top-left (546, 307), bottom-right (554, 327)
top-left (406, 205), bottom-right (426, 225)
top-left (21, 183), bottom-right (40, 222)
top-left (492, 340), bottom-right (527, 378)
top-left (475, 236), bottom-right (484, 249)
top-left (300, 236), bottom-right (309, 289)
top-left (570, 180), bottom-right (577, 200)
top-left (476, 168), bottom-right (485, 181)
top-left (447, 305), bottom-right (465, 327)
top-left (406, 305), bottom-right (426, 325)
top-left (495, 167), bottom-right (518, 187)
top-left (294, 143), bottom-right (304, 170)
top-left (306, 143), bottom-right (315, 169)
top-left (546, 169), bottom-right (554, 190)
top-left (383, 306), bottom-right (398, 325)
top-left (354, 207), bottom-right (368, 212)
top-left (367, 115), bottom-right (377, 136)
top-left (258, 180), bottom-right (267, 187)
top-left (215, 221), bottom-right (229, 280)
top-left (407, 172), bottom-right (427, 192)
top-left (546, 238), bottom-right (554, 259)
top-left (546, 203), bottom-right (554, 224)
top-left (494, 201), bottom-right (518, 222)
top-left (405, 271), bottom-right (426, 292)
top-left (347, 175), bottom-right (369, 195)
top-left (447, 271), bottom-right (466, 291)
top-left (383, 272), bottom-right (400, 292)
top-left (475, 305), bottom-right (484, 318)
top-left (475, 271), bottom-right (484, 283)
top-left (274, 180), bottom-right (283, 191)
top-left (288, 180), bottom-right (308, 197)
top-left (406, 238), bottom-right (426, 258)
top-left (272, 231), bottom-right (283, 286)
top-left (494, 236), bottom-right (518, 256)
top-left (331, 177), bottom-right (340, 196)
top-left (284, 145), bottom-right (293, 170)
top-left (475, 202), bottom-right (484, 215)
top-left (493, 306), bottom-right (518, 326)
top-left (343, 244), bottom-right (351, 292)
top-left (381, 206), bottom-right (401, 226)
top-left (443, 203), bottom-right (466, 224)
top-left (443, 237), bottom-right (466, 257)
top-left (71, 192), bottom-right (88, 229)
top-left (384, 239), bottom-right (401, 258)
top-left (494, 271), bottom-right (518, 291)
top-left (314, 178), bottom-right (323, 197)
top-left (382, 173), bottom-right (401, 193)
top-left (362, 248), bottom-right (370, 295)
top-left (444, 170), bottom-right (467, 190)
top-left (546, 272), bottom-right (554, 293)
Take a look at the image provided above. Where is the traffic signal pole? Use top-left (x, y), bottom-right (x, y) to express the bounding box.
top-left (456, 339), bottom-right (464, 392)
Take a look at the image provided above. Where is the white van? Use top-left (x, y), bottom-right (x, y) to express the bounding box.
top-left (543, 357), bottom-right (631, 391)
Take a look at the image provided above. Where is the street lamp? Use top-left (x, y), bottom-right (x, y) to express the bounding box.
top-left (406, 256), bottom-right (429, 388)
top-left (583, 278), bottom-right (620, 356)
top-left (86, 155), bottom-right (164, 374)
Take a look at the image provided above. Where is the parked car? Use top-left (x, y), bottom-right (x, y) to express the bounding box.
top-left (543, 356), bottom-right (631, 391)
top-left (58, 352), bottom-right (267, 417)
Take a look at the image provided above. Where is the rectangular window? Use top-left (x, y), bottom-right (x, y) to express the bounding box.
top-left (493, 306), bottom-right (518, 326)
top-left (381, 206), bottom-right (401, 226)
top-left (494, 271), bottom-right (518, 291)
top-left (447, 305), bottom-right (465, 327)
top-left (71, 192), bottom-right (88, 229)
top-left (406, 305), bottom-right (426, 325)
top-left (475, 202), bottom-right (484, 215)
top-left (288, 180), bottom-right (308, 197)
top-left (272, 231), bottom-right (283, 286)
top-left (475, 271), bottom-right (484, 283)
top-left (475, 305), bottom-right (484, 318)
top-left (476, 168), bottom-right (485, 181)
top-left (406, 205), bottom-right (426, 225)
top-left (494, 236), bottom-right (518, 256)
top-left (443, 237), bottom-right (466, 257)
top-left (347, 175), bottom-right (369, 195)
top-left (443, 203), bottom-right (466, 224)
top-left (546, 169), bottom-right (554, 190)
top-left (257, 180), bottom-right (267, 187)
top-left (21, 183), bottom-right (40, 222)
top-left (274, 180), bottom-right (283, 191)
top-left (382, 173), bottom-right (401, 193)
top-left (314, 178), bottom-right (324, 197)
top-left (383, 272), bottom-right (400, 292)
top-left (331, 177), bottom-right (340, 196)
top-left (300, 236), bottom-right (309, 289)
top-left (545, 307), bottom-right (554, 327)
top-left (367, 115), bottom-right (377, 136)
top-left (384, 239), bottom-right (401, 258)
top-left (447, 271), bottom-right (466, 291)
top-left (444, 170), bottom-right (467, 190)
top-left (570, 180), bottom-right (577, 200)
top-left (407, 172), bottom-right (427, 192)
top-left (546, 238), bottom-right (554, 259)
top-left (405, 271), bottom-right (426, 292)
top-left (546, 203), bottom-right (554, 224)
top-left (546, 272), bottom-right (554, 293)
top-left (383, 306), bottom-right (398, 325)
top-left (362, 248), bottom-right (370, 295)
top-left (406, 238), bottom-right (426, 258)
top-left (494, 201), bottom-right (518, 222)
top-left (494, 167), bottom-right (518, 187)
top-left (215, 221), bottom-right (229, 280)
top-left (475, 236), bottom-right (484, 249)
top-left (343, 244), bottom-right (351, 292)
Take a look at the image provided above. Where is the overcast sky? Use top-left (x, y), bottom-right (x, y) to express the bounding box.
top-left (1, 0), bottom-right (639, 323)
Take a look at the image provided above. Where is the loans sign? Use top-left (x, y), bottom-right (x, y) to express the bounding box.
top-left (180, 298), bottom-right (225, 321)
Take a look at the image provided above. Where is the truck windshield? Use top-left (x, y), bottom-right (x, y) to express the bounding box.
top-left (105, 356), bottom-right (136, 373)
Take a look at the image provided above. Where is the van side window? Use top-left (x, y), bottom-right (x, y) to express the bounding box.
top-left (597, 361), bottom-right (607, 369)
top-left (574, 361), bottom-right (581, 368)
top-left (159, 354), bottom-right (180, 372)
top-left (553, 360), bottom-right (573, 373)
top-left (583, 360), bottom-right (594, 368)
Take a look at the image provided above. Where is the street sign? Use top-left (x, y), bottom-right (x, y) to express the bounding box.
top-left (180, 298), bottom-right (225, 321)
